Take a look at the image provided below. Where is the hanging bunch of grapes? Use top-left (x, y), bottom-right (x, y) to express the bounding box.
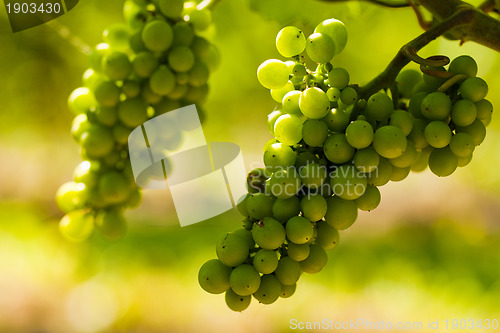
top-left (56, 0), bottom-right (219, 241)
top-left (199, 17), bottom-right (493, 311)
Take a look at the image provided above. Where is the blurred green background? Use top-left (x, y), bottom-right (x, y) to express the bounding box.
top-left (0, 0), bottom-right (499, 332)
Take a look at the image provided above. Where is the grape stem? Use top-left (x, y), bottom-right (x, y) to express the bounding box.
top-left (357, 6), bottom-right (476, 99)
top-left (197, 0), bottom-right (222, 10)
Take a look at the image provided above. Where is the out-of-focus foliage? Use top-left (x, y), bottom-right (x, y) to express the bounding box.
top-left (0, 0), bottom-right (499, 332)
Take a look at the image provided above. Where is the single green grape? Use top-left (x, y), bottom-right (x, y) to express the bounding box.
top-left (189, 8), bottom-right (213, 31)
top-left (150, 67), bottom-right (176, 95)
top-left (225, 289), bottom-right (251, 312)
top-left (267, 167), bottom-right (302, 199)
top-left (276, 26), bottom-right (307, 58)
top-left (168, 46), bottom-right (195, 72)
top-left (246, 193), bottom-right (274, 220)
top-left (80, 125), bottom-right (114, 159)
top-left (300, 194), bottom-right (327, 221)
top-left (355, 184), bottom-right (381, 211)
top-left (280, 283), bottom-right (296, 298)
top-left (326, 87), bottom-right (341, 102)
top-left (421, 92), bottom-right (452, 120)
top-left (314, 18), bottom-right (348, 55)
top-left (367, 157), bottom-right (393, 186)
top-left (322, 108), bottom-right (349, 132)
top-left (325, 196), bottom-right (358, 230)
top-left (230, 264), bottom-right (261, 296)
top-left (345, 120), bottom-right (374, 149)
top-left (364, 92), bottom-right (393, 121)
top-left (353, 147), bottom-right (380, 173)
top-left (253, 249), bottom-right (279, 274)
top-left (157, 0), bottom-right (184, 18)
top-left (102, 51), bottom-right (132, 81)
top-left (257, 59), bottom-right (289, 89)
top-left (274, 256), bottom-right (301, 285)
top-left (274, 114), bottom-right (304, 146)
top-left (56, 181), bottom-right (90, 213)
top-left (459, 77), bottom-right (488, 102)
top-left (282, 90), bottom-right (302, 115)
top-left (299, 87), bottom-right (330, 119)
top-left (330, 164), bottom-right (367, 200)
top-left (389, 110), bottom-right (414, 136)
top-left (253, 274), bottom-right (281, 305)
top-left (390, 166), bottom-right (411, 182)
top-left (396, 69), bottom-right (422, 99)
top-left (103, 23), bottom-right (130, 51)
top-left (449, 55), bottom-right (478, 77)
top-left (451, 99), bottom-right (477, 127)
top-left (328, 67), bottom-right (349, 89)
top-left (252, 217), bottom-right (286, 250)
top-left (323, 133), bottom-right (355, 164)
top-left (199, 259), bottom-right (232, 295)
top-left (306, 32), bottom-right (335, 64)
top-left (456, 119), bottom-right (486, 146)
top-left (217, 232), bottom-right (251, 267)
top-left (286, 216), bottom-right (314, 244)
top-left (271, 81), bottom-right (295, 103)
top-left (408, 118), bottom-right (430, 149)
top-left (300, 244), bottom-right (328, 274)
top-left (373, 125), bottom-right (407, 159)
top-left (315, 220), bottom-right (340, 250)
top-left (142, 20), bottom-right (173, 52)
top-left (298, 163), bottom-right (327, 189)
top-left (302, 119), bottom-right (328, 147)
top-left (428, 147), bottom-right (458, 177)
top-left (287, 242), bottom-right (310, 261)
top-left (68, 87), bottom-right (96, 115)
top-left (118, 97), bottom-right (148, 128)
top-left (98, 171), bottom-right (132, 204)
top-left (449, 132), bottom-right (475, 157)
top-left (390, 140), bottom-right (418, 168)
top-left (59, 210), bottom-right (94, 242)
top-left (272, 197), bottom-right (301, 223)
top-left (340, 87), bottom-right (357, 105)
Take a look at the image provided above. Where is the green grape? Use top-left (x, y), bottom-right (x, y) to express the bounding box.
top-left (81, 125), bottom-right (114, 159)
top-left (306, 33), bottom-right (335, 64)
top-left (276, 26), bottom-right (306, 58)
top-left (253, 249), bottom-right (279, 274)
top-left (267, 110), bottom-right (283, 135)
top-left (133, 52), bottom-right (159, 78)
top-left (149, 67), bottom-right (176, 95)
top-left (457, 153), bottom-right (473, 167)
top-left (122, 80), bottom-right (141, 98)
top-left (475, 99), bottom-right (493, 122)
top-left (421, 92), bottom-right (452, 120)
top-left (323, 108), bottom-right (349, 132)
top-left (340, 87), bottom-right (357, 105)
top-left (167, 84), bottom-right (188, 100)
top-left (345, 120), bottom-right (374, 149)
top-left (103, 23), bottom-right (130, 51)
top-left (272, 197), bottom-right (301, 223)
top-left (449, 132), bottom-right (475, 157)
top-left (396, 69), bottom-right (422, 99)
top-left (315, 221), bottom-right (339, 250)
top-left (408, 118), bottom-right (430, 149)
top-left (200, 45), bottom-right (220, 72)
top-left (280, 283), bottom-right (296, 298)
top-left (314, 18), bottom-right (348, 56)
top-left (217, 232), bottom-right (250, 267)
top-left (295, 152), bottom-right (320, 169)
top-left (59, 210), bottom-right (95, 242)
top-left (246, 193), bottom-right (274, 220)
top-left (257, 59), bottom-right (289, 89)
top-left (56, 181), bottom-right (90, 213)
top-left (286, 216), bottom-right (314, 244)
top-left (95, 208), bottom-right (127, 240)
top-left (230, 264), bottom-right (261, 296)
top-left (274, 114), bottom-right (303, 146)
top-left (71, 114), bottom-right (91, 142)
top-left (168, 46), bottom-right (195, 72)
top-left (129, 30), bottom-right (147, 53)
top-left (172, 22), bottom-right (194, 46)
top-left (355, 184), bottom-right (380, 211)
top-left (449, 55), bottom-right (478, 77)
top-left (424, 121), bottom-right (452, 148)
top-left (252, 217), bottom-right (286, 250)
top-left (274, 256), bottom-right (301, 285)
top-left (330, 164), bottom-right (367, 200)
top-left (299, 162), bottom-right (327, 189)
top-left (199, 259), bottom-right (232, 294)
top-left (367, 157), bottom-right (393, 186)
top-left (389, 110), bottom-right (413, 136)
top-left (183, 84), bottom-right (209, 103)
top-left (68, 87), bottom-right (96, 114)
top-left (142, 83), bottom-right (163, 104)
top-left (390, 166), bottom-right (410, 182)
top-left (364, 92), bottom-right (393, 121)
top-left (82, 69), bottom-right (105, 91)
top-left (264, 142), bottom-right (297, 173)
top-left (456, 119), bottom-right (486, 146)
top-left (326, 87), bottom-right (341, 102)
top-left (373, 125), bottom-right (407, 159)
top-left (232, 228), bottom-right (255, 249)
top-left (300, 244), bottom-right (327, 274)
top-left (451, 99), bottom-right (477, 127)
top-left (267, 168), bottom-right (302, 199)
top-left (102, 51), bottom-right (132, 81)
top-left (225, 289), bottom-right (251, 312)
top-left (390, 140), bottom-right (417, 168)
top-left (328, 67), bottom-right (349, 90)
top-left (293, 64), bottom-right (307, 78)
top-left (73, 161), bottom-right (98, 188)
top-left (118, 98), bottom-right (148, 128)
top-left (302, 120), bottom-right (328, 147)
top-left (300, 194), bottom-right (327, 221)
top-left (142, 20), bottom-right (173, 52)
top-left (325, 196), bottom-right (358, 230)
top-left (98, 171), bottom-right (132, 204)
top-left (408, 91), bottom-right (427, 119)
top-left (157, 0), bottom-right (184, 18)
top-left (459, 77), bottom-right (488, 102)
top-left (299, 87), bottom-right (330, 119)
top-left (428, 147), bottom-right (458, 177)
top-left (253, 274), bottom-right (281, 305)
top-left (113, 124), bottom-right (132, 145)
top-left (353, 147), bottom-right (380, 173)
top-left (88, 43), bottom-right (110, 72)
top-left (189, 8), bottom-right (213, 31)
top-left (271, 81), bottom-right (294, 103)
top-left (282, 91), bottom-right (302, 115)
top-left (323, 133), bottom-right (355, 164)
top-left (287, 242), bottom-right (310, 261)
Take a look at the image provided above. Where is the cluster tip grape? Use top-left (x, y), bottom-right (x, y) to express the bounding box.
top-left (199, 18), bottom-right (493, 312)
top-left (57, 0), bottom-right (219, 242)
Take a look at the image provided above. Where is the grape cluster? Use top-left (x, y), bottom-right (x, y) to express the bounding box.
top-left (56, 0), bottom-right (219, 241)
top-left (199, 18), bottom-right (493, 311)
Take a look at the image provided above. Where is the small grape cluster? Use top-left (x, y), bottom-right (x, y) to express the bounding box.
top-left (199, 18), bottom-right (493, 312)
top-left (56, 0), bottom-right (218, 241)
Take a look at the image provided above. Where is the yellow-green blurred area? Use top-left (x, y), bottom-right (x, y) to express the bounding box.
top-left (0, 0), bottom-right (500, 332)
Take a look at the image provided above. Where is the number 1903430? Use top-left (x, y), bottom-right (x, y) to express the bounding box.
top-left (6, 2), bottom-right (62, 14)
